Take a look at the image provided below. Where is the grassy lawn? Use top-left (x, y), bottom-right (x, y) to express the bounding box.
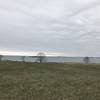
top-left (0, 61), bottom-right (100, 100)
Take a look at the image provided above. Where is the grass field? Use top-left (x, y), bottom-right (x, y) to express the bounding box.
top-left (0, 61), bottom-right (100, 100)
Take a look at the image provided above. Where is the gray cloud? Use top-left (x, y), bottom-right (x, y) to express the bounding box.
top-left (0, 0), bottom-right (100, 56)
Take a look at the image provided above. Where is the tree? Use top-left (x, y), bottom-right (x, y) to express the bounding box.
top-left (36, 52), bottom-right (46, 63)
top-left (21, 56), bottom-right (25, 62)
top-left (83, 57), bottom-right (90, 64)
top-left (0, 55), bottom-right (3, 61)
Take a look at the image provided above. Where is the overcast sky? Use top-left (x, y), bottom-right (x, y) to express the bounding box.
top-left (0, 0), bottom-right (100, 56)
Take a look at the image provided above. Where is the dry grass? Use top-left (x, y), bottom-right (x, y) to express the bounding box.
top-left (0, 61), bottom-right (100, 100)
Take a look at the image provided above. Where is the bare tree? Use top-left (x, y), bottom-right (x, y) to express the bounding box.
top-left (83, 57), bottom-right (90, 64)
top-left (0, 55), bottom-right (3, 61)
top-left (21, 56), bottom-right (25, 62)
top-left (36, 52), bottom-right (46, 63)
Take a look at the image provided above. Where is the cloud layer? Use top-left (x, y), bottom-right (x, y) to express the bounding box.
top-left (0, 0), bottom-right (100, 56)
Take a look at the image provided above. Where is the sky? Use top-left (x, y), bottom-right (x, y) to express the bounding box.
top-left (0, 0), bottom-right (100, 56)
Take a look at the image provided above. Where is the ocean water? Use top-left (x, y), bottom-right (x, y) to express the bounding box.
top-left (1, 56), bottom-right (100, 64)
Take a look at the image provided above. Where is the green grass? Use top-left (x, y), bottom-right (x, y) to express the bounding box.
top-left (0, 61), bottom-right (100, 100)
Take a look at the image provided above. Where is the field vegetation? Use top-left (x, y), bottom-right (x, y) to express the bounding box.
top-left (0, 61), bottom-right (100, 100)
